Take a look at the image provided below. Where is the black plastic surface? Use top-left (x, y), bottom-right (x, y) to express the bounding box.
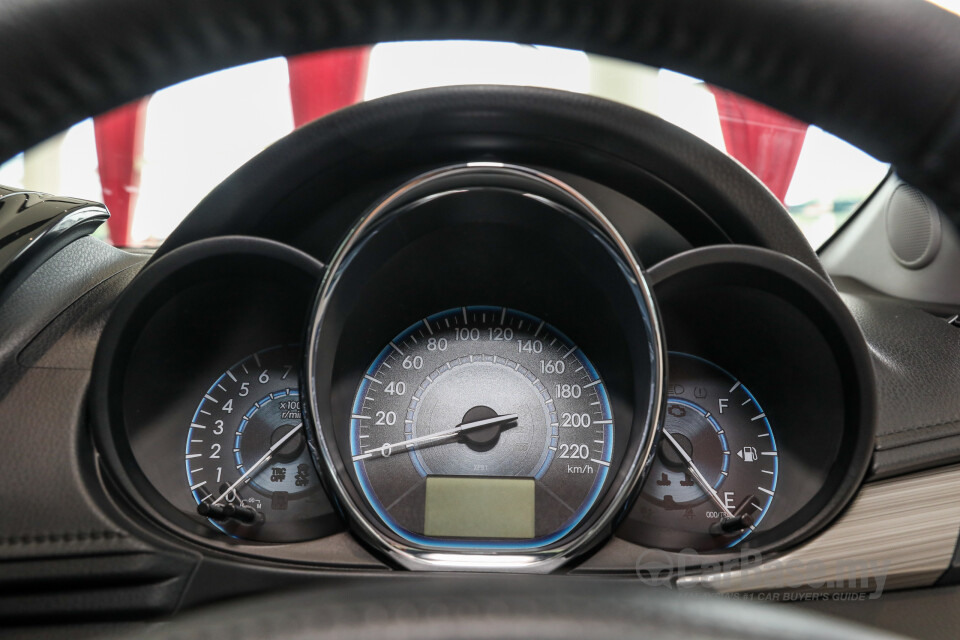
top-left (0, 188), bottom-right (109, 310)
top-left (796, 584), bottom-right (960, 640)
top-left (90, 236), bottom-right (348, 551)
top-left (820, 177), bottom-right (960, 478)
top-left (822, 175), bottom-right (960, 309)
top-left (839, 288), bottom-right (960, 479)
top-left (0, 238), bottom-right (146, 561)
top-left (157, 86), bottom-right (823, 280)
top-left (0, 236), bottom-right (195, 621)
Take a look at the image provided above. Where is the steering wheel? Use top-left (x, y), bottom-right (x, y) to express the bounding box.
top-left (3, 0), bottom-right (953, 637)
top-left (2, 0), bottom-right (960, 212)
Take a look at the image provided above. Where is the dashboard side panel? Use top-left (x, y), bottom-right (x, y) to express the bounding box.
top-left (0, 238), bottom-right (201, 619)
top-left (0, 237), bottom-right (143, 383)
top-left (840, 292), bottom-right (960, 478)
top-left (0, 238), bottom-right (147, 562)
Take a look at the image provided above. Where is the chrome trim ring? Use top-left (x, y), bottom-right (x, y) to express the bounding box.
top-left (306, 163), bottom-right (665, 572)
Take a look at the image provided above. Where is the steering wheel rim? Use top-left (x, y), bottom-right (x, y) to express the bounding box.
top-left (2, 0), bottom-right (960, 209)
top-left (141, 576), bottom-right (902, 640)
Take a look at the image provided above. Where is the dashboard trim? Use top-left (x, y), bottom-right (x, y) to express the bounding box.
top-left (678, 465), bottom-right (960, 592)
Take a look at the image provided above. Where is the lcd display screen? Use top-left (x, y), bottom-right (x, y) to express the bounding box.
top-left (424, 476), bottom-right (535, 539)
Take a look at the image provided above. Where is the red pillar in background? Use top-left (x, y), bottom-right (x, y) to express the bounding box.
top-left (91, 50), bottom-right (369, 246)
top-left (287, 47), bottom-right (371, 128)
top-left (710, 87), bottom-right (808, 204)
top-left (93, 99), bottom-right (149, 247)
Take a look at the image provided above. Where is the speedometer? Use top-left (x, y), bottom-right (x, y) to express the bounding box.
top-left (350, 306), bottom-right (612, 547)
top-left (307, 163), bottom-right (665, 571)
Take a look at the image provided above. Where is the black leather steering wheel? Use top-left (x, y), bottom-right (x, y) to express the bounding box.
top-left (2, 0), bottom-right (960, 211)
top-left (2, 0), bottom-right (952, 637)
top-left (142, 576), bottom-right (900, 640)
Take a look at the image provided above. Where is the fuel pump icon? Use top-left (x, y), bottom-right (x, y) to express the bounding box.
top-left (738, 446), bottom-right (757, 462)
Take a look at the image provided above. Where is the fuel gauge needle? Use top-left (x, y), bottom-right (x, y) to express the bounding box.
top-left (662, 430), bottom-right (735, 519)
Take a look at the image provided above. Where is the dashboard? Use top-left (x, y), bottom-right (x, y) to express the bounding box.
top-left (85, 90), bottom-right (875, 577)
top-left (5, 0), bottom-right (960, 635)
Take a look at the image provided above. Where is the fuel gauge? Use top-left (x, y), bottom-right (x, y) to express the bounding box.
top-left (636, 352), bottom-right (778, 550)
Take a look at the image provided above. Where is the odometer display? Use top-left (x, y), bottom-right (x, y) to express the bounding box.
top-left (350, 306), bottom-right (613, 548)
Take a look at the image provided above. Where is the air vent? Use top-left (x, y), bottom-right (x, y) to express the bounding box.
top-left (885, 184), bottom-right (942, 269)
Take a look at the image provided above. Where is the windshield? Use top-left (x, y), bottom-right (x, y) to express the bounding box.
top-left (0, 41), bottom-right (887, 249)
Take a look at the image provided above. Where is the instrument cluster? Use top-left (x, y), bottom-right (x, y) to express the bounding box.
top-left (91, 164), bottom-right (874, 573)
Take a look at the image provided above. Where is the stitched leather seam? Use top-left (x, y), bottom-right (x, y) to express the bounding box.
top-left (0, 531), bottom-right (127, 546)
top-left (879, 415), bottom-right (960, 438)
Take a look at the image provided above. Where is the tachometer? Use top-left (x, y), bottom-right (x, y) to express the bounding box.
top-left (350, 306), bottom-right (613, 548)
top-left (185, 344), bottom-right (326, 541)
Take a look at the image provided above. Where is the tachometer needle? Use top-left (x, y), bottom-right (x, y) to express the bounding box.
top-left (662, 430), bottom-right (734, 519)
top-left (210, 422), bottom-right (304, 506)
top-left (354, 413), bottom-right (519, 461)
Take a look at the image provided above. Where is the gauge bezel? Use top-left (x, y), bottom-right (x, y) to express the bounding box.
top-left (90, 236), bottom-right (345, 551)
top-left (614, 245), bottom-right (876, 564)
top-left (306, 164), bottom-right (666, 572)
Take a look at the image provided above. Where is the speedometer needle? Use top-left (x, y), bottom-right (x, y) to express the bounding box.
top-left (662, 430), bottom-right (734, 519)
top-left (210, 422), bottom-right (304, 506)
top-left (353, 413), bottom-right (519, 461)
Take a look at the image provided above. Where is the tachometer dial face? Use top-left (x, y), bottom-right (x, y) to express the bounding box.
top-left (637, 352), bottom-right (778, 550)
top-left (184, 345), bottom-right (326, 541)
top-left (350, 306), bottom-right (613, 548)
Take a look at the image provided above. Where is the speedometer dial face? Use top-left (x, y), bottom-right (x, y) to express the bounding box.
top-left (185, 345), bottom-right (326, 541)
top-left (350, 306), bottom-right (613, 548)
